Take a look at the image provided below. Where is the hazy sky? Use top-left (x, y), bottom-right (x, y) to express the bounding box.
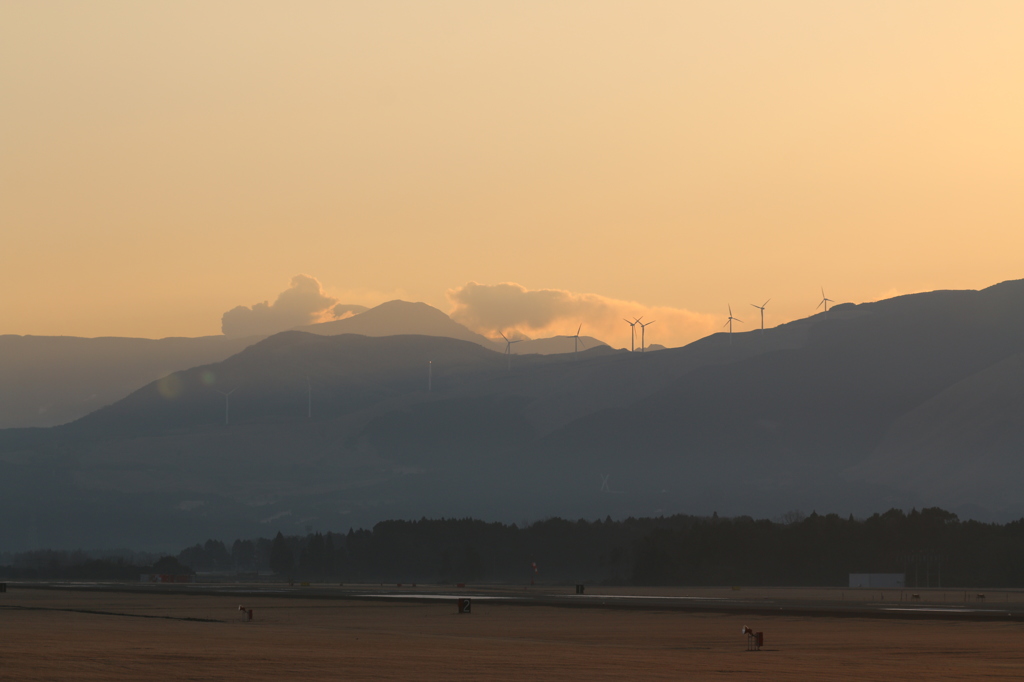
top-left (3, 1), bottom-right (1023, 347)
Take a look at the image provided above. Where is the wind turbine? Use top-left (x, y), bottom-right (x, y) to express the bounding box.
top-left (636, 319), bottom-right (656, 353)
top-left (623, 318), bottom-right (638, 352)
top-left (817, 286), bottom-right (834, 317)
top-left (499, 332), bottom-right (522, 370)
top-left (215, 388), bottom-right (236, 425)
top-left (561, 324), bottom-right (586, 358)
top-left (428, 360), bottom-right (432, 392)
top-left (750, 299), bottom-right (770, 333)
top-left (600, 474), bottom-right (610, 492)
top-left (724, 305), bottom-right (742, 344)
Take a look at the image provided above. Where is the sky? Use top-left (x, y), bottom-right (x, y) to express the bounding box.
top-left (3, 1), bottom-right (1023, 348)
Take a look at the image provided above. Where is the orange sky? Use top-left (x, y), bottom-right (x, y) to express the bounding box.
top-left (2, 1), bottom-right (1023, 348)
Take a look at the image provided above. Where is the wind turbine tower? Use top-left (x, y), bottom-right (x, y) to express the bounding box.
top-left (636, 318), bottom-right (656, 352)
top-left (499, 332), bottom-right (522, 370)
top-left (562, 324), bottom-right (586, 359)
top-left (428, 360), bottom-right (432, 392)
top-left (215, 388), bottom-right (236, 425)
top-left (817, 287), bottom-right (834, 317)
top-left (623, 318), bottom-right (638, 352)
top-left (750, 299), bottom-right (770, 333)
top-left (724, 305), bottom-right (742, 345)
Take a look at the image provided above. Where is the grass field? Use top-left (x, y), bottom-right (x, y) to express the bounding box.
top-left (3, 586), bottom-right (1024, 680)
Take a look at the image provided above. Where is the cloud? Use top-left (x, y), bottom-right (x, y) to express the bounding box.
top-left (222, 275), bottom-right (343, 336)
top-left (447, 282), bottom-right (718, 349)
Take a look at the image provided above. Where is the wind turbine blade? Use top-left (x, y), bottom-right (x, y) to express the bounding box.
top-left (499, 332), bottom-right (508, 342)
top-left (579, 338), bottom-right (587, 349)
top-left (763, 298), bottom-right (771, 307)
top-left (647, 320), bottom-right (656, 326)
top-left (816, 300), bottom-right (825, 309)
top-left (635, 316), bottom-right (643, 323)
top-left (728, 304), bottom-right (732, 315)
top-left (750, 303), bottom-right (760, 309)
top-left (735, 318), bottom-right (743, 323)
top-left (723, 320), bottom-right (730, 328)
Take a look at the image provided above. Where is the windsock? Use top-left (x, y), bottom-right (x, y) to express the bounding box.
top-left (531, 562), bottom-right (538, 574)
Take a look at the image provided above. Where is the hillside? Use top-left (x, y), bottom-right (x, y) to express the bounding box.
top-left (505, 335), bottom-right (610, 355)
top-left (0, 300), bottom-right (501, 429)
top-left (0, 334), bottom-right (261, 429)
top-left (3, 279), bottom-right (1024, 550)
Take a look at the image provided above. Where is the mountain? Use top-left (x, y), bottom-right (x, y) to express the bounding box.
top-left (0, 301), bottom-right (492, 429)
top-left (4, 279), bottom-right (1024, 551)
top-left (505, 335), bottom-right (610, 355)
top-left (0, 334), bottom-right (261, 429)
top-left (297, 300), bottom-right (497, 349)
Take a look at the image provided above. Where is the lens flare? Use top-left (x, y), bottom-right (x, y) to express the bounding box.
top-left (157, 373), bottom-right (183, 399)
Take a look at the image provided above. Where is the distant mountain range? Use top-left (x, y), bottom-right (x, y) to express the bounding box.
top-left (0, 301), bottom-right (610, 429)
top-left (503, 335), bottom-right (609, 355)
top-left (4, 279), bottom-right (1023, 551)
top-left (0, 334), bottom-right (260, 429)
top-left (296, 300), bottom-right (495, 347)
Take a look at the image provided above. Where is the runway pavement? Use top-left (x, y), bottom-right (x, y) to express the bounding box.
top-left (9, 581), bottom-right (1024, 621)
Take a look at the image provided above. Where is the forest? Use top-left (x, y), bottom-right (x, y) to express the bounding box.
top-left (4, 508), bottom-right (1024, 587)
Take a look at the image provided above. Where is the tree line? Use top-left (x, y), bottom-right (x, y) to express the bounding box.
top-left (5, 508), bottom-right (1024, 586)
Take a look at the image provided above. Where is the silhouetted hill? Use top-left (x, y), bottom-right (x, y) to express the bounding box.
top-left (4, 279), bottom-right (1024, 551)
top-left (535, 280), bottom-right (1024, 519)
top-left (296, 300), bottom-right (497, 349)
top-left (506, 335), bottom-right (610, 355)
top-left (0, 300), bottom-right (494, 429)
top-left (0, 334), bottom-right (260, 428)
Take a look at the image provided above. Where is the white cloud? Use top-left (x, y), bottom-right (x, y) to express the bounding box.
top-left (221, 275), bottom-right (343, 336)
top-left (446, 282), bottom-right (717, 349)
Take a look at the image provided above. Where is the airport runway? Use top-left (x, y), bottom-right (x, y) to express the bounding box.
top-left (10, 581), bottom-right (1024, 622)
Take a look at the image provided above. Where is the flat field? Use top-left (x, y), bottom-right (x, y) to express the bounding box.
top-left (3, 586), bottom-right (1024, 680)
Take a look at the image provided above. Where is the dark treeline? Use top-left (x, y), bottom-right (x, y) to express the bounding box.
top-left (633, 508), bottom-right (1024, 587)
top-left (0, 550), bottom-right (191, 580)
top-left (5, 508), bottom-right (1024, 586)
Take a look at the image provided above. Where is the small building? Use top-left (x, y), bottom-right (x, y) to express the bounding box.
top-left (849, 573), bottom-right (905, 588)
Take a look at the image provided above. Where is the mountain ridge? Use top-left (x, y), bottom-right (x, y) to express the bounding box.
top-left (3, 279), bottom-right (1024, 550)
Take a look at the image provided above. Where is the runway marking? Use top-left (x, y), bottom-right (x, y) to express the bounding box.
top-left (880, 607), bottom-right (995, 614)
top-left (362, 594), bottom-right (517, 601)
top-left (0, 604), bottom-right (222, 622)
top-left (569, 594), bottom-right (730, 602)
